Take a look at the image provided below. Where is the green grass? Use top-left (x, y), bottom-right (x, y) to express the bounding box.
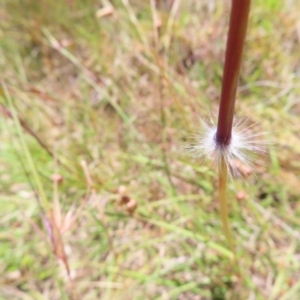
top-left (1, 0), bottom-right (300, 299)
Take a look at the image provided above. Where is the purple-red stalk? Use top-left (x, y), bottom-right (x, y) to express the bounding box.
top-left (216, 0), bottom-right (251, 146)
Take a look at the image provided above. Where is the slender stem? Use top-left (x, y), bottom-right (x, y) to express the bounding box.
top-left (150, 0), bottom-right (177, 196)
top-left (216, 0), bottom-right (251, 145)
top-left (219, 158), bottom-right (235, 255)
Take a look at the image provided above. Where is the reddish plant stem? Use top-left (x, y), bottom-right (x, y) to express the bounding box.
top-left (0, 103), bottom-right (54, 157)
top-left (216, 0), bottom-right (251, 145)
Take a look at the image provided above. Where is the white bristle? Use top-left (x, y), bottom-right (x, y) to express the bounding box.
top-left (186, 117), bottom-right (267, 178)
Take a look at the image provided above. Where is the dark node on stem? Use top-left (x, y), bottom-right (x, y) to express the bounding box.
top-left (215, 133), bottom-right (231, 147)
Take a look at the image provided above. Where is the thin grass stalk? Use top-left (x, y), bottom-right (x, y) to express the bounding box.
top-left (218, 158), bottom-right (234, 253)
top-left (150, 0), bottom-right (177, 195)
top-left (216, 0), bottom-right (251, 255)
top-left (2, 82), bottom-right (50, 211)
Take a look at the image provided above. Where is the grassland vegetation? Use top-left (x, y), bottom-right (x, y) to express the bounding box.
top-left (1, 0), bottom-right (300, 299)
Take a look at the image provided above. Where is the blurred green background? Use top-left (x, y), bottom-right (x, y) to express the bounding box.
top-left (1, 0), bottom-right (300, 299)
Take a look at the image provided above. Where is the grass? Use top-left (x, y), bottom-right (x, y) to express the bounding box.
top-left (1, 0), bottom-right (300, 299)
